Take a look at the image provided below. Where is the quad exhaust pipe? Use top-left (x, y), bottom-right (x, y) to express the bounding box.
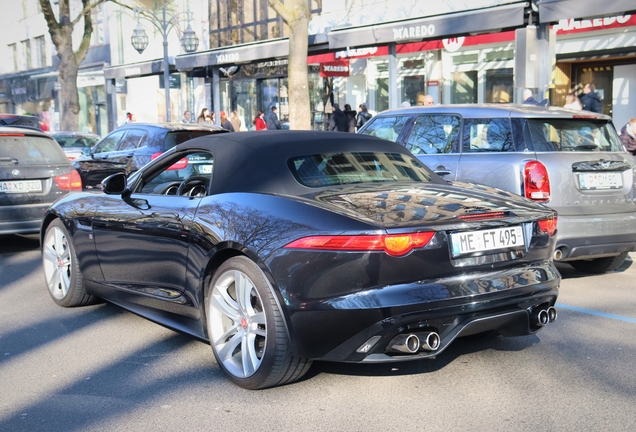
top-left (533, 306), bottom-right (558, 327)
top-left (388, 331), bottom-right (440, 354)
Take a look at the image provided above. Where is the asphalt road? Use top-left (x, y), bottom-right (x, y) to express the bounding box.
top-left (1, 234), bottom-right (635, 432)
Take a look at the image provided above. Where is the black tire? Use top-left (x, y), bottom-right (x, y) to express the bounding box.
top-left (205, 256), bottom-right (312, 389)
top-left (42, 219), bottom-right (97, 307)
top-left (569, 252), bottom-right (629, 274)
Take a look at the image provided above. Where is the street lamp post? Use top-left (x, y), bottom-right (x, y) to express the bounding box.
top-left (130, 7), bottom-right (199, 122)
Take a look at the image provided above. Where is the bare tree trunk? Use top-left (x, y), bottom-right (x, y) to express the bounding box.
top-left (268, 0), bottom-right (311, 130)
top-left (287, 14), bottom-right (310, 130)
top-left (58, 46), bottom-right (81, 131)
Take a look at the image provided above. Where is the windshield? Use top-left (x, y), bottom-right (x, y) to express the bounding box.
top-left (527, 119), bottom-right (623, 152)
top-left (288, 151), bottom-right (433, 188)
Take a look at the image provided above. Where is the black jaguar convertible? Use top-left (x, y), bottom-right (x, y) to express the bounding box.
top-left (41, 131), bottom-right (560, 389)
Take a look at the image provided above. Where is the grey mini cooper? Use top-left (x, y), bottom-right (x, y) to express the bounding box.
top-left (358, 104), bottom-right (636, 273)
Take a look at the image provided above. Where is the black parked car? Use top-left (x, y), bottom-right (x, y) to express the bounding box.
top-left (42, 131), bottom-right (559, 389)
top-left (72, 122), bottom-right (225, 190)
top-left (1, 126), bottom-right (80, 235)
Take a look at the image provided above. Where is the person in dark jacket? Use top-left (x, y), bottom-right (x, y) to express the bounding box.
top-left (343, 104), bottom-right (357, 132)
top-left (328, 103), bottom-right (348, 132)
top-left (265, 106), bottom-right (281, 130)
top-left (580, 83), bottom-right (603, 113)
top-left (619, 118), bottom-right (636, 155)
top-left (356, 103), bottom-right (372, 129)
top-left (523, 89), bottom-right (539, 105)
top-left (220, 111), bottom-right (234, 131)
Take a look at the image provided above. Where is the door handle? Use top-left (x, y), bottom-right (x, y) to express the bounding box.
top-left (433, 166), bottom-right (451, 176)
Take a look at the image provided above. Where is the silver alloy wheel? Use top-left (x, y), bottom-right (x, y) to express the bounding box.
top-left (208, 269), bottom-right (267, 378)
top-left (42, 225), bottom-right (72, 300)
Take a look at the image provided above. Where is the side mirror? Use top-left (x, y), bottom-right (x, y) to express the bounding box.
top-left (82, 147), bottom-right (91, 156)
top-left (101, 172), bottom-right (128, 195)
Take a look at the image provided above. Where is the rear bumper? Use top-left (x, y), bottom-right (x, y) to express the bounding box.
top-left (286, 261), bottom-right (560, 362)
top-left (0, 204), bottom-right (48, 234)
top-left (555, 213), bottom-right (636, 260)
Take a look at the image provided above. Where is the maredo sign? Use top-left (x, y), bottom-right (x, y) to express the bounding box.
top-left (320, 61), bottom-right (350, 77)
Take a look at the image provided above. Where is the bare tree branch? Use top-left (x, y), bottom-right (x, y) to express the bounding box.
top-left (74, 0), bottom-right (94, 63)
top-left (71, 0), bottom-right (107, 26)
top-left (267, 0), bottom-right (293, 24)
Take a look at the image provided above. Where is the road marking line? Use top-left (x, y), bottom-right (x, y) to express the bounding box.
top-left (556, 303), bottom-right (636, 324)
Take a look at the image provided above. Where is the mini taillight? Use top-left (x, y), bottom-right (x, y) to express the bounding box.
top-left (151, 152), bottom-right (188, 170)
top-left (283, 232), bottom-right (435, 257)
top-left (538, 217), bottom-right (557, 236)
top-left (54, 169), bottom-right (83, 191)
top-left (524, 161), bottom-right (550, 201)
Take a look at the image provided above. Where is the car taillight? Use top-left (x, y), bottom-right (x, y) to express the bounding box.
top-left (54, 169), bottom-right (82, 191)
top-left (151, 152), bottom-right (188, 170)
top-left (524, 161), bottom-right (550, 201)
top-left (538, 216), bottom-right (557, 236)
top-left (283, 232), bottom-right (435, 257)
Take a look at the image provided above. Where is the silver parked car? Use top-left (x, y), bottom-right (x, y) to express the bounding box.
top-left (358, 104), bottom-right (636, 273)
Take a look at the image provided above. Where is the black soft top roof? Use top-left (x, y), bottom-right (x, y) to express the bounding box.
top-left (175, 130), bottom-right (419, 196)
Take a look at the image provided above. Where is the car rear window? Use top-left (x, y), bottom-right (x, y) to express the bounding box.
top-left (163, 131), bottom-right (215, 151)
top-left (0, 135), bottom-right (68, 164)
top-left (288, 151), bottom-right (433, 188)
top-left (527, 119), bottom-right (623, 152)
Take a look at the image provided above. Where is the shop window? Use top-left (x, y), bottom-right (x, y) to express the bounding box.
top-left (403, 76), bottom-right (425, 107)
top-left (375, 78), bottom-right (389, 113)
top-left (485, 68), bottom-right (513, 103)
top-left (9, 44), bottom-right (17, 71)
top-left (452, 53), bottom-right (479, 65)
top-left (451, 71), bottom-right (477, 104)
top-left (35, 36), bottom-right (46, 68)
top-left (484, 49), bottom-right (514, 62)
top-left (21, 39), bottom-right (31, 70)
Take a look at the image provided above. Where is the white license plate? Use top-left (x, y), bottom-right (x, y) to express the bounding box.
top-left (450, 226), bottom-right (524, 257)
top-left (0, 180), bottom-right (43, 194)
top-left (579, 172), bottom-right (622, 190)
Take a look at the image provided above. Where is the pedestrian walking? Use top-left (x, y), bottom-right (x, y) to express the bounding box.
top-left (328, 103), bottom-right (348, 132)
top-left (253, 110), bottom-right (266, 130)
top-left (181, 110), bottom-right (193, 123)
top-left (265, 106), bottom-right (281, 130)
top-left (619, 118), bottom-right (636, 155)
top-left (580, 83), bottom-right (603, 113)
top-left (196, 108), bottom-right (211, 124)
top-left (343, 104), bottom-right (357, 132)
top-left (229, 110), bottom-right (241, 131)
top-left (356, 103), bottom-right (372, 129)
top-left (563, 93), bottom-right (582, 110)
top-left (220, 111), bottom-right (234, 131)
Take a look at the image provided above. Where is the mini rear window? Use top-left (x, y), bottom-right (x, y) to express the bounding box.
top-left (527, 119), bottom-right (623, 152)
top-left (0, 135), bottom-right (68, 164)
top-left (288, 151), bottom-right (433, 188)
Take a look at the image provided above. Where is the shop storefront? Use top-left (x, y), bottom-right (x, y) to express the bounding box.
top-left (0, 72), bottom-right (57, 131)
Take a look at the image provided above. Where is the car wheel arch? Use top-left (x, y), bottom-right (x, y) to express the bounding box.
top-left (199, 245), bottom-right (297, 357)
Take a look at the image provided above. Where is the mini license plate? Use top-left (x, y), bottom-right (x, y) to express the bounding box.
top-left (450, 226), bottom-right (524, 257)
top-left (0, 180), bottom-right (43, 194)
top-left (579, 172), bottom-right (622, 190)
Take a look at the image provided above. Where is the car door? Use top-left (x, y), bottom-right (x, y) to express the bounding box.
top-left (74, 129), bottom-right (126, 190)
top-left (91, 150), bottom-right (214, 312)
top-left (402, 114), bottom-right (462, 180)
top-left (455, 117), bottom-right (530, 195)
top-left (106, 128), bottom-right (149, 175)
